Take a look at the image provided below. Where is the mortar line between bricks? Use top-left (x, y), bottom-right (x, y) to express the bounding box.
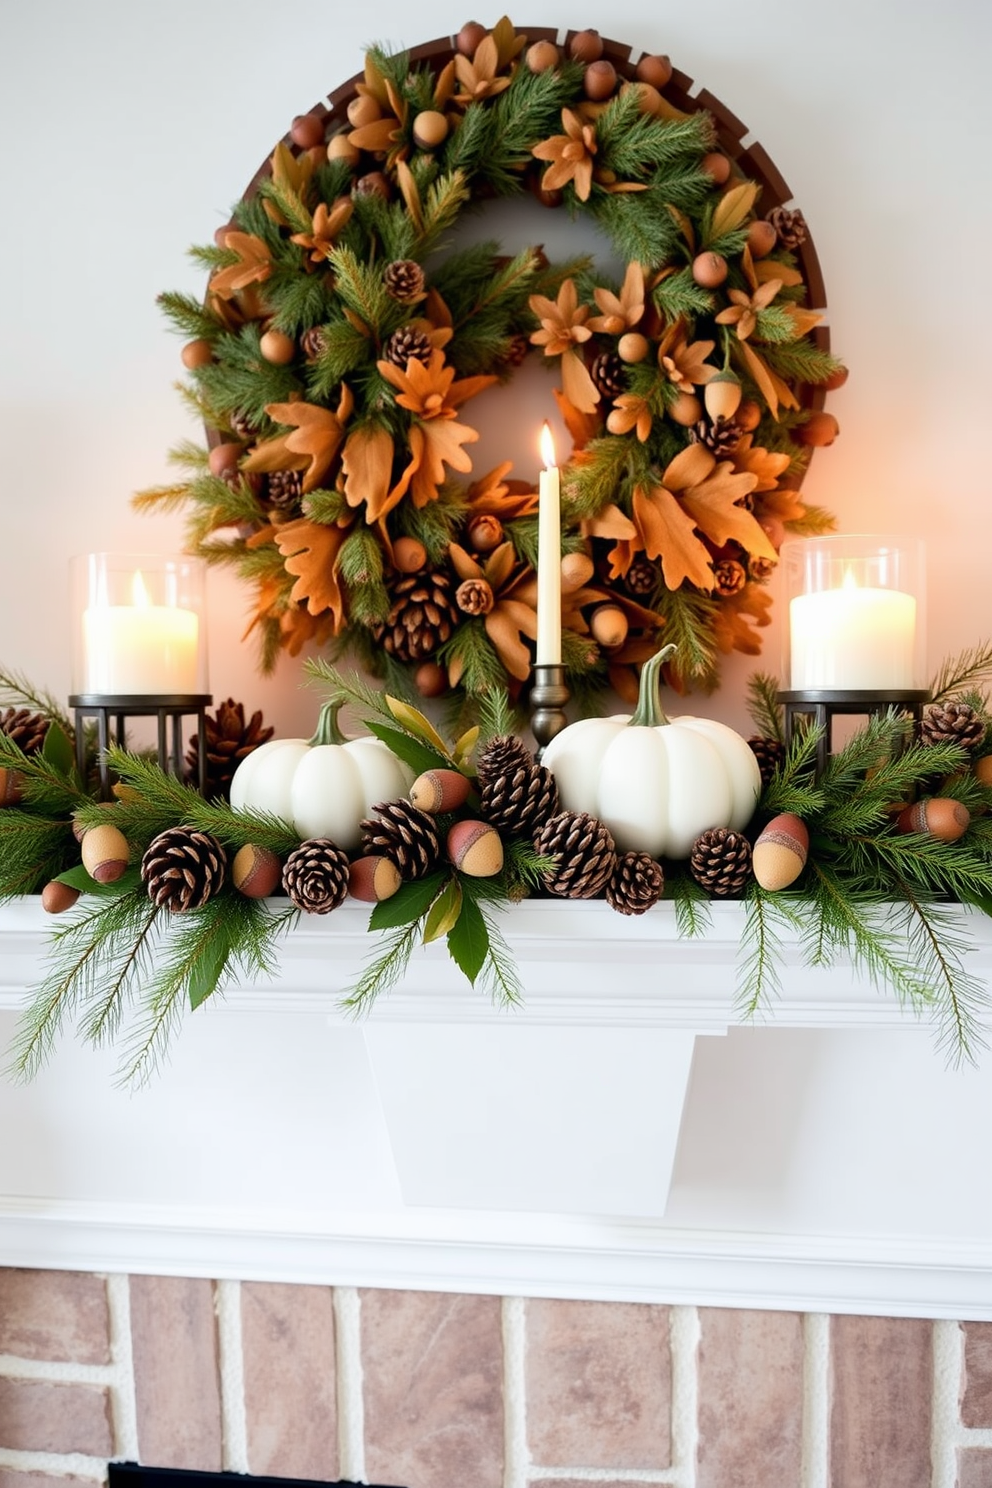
top-left (106, 1272), bottom-right (139, 1462)
top-left (0, 1446), bottom-right (108, 1479)
top-left (333, 1286), bottom-right (365, 1484)
top-left (524, 1468), bottom-right (674, 1482)
top-left (215, 1279), bottom-right (249, 1473)
top-left (0, 1354), bottom-right (117, 1383)
top-left (801, 1313), bottom-right (829, 1488)
top-left (932, 1319), bottom-right (962, 1488)
top-left (669, 1305), bottom-right (700, 1488)
top-left (501, 1295), bottom-right (527, 1488)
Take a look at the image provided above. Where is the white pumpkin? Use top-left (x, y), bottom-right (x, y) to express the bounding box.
top-left (541, 644), bottom-right (761, 859)
top-left (229, 700), bottom-right (413, 852)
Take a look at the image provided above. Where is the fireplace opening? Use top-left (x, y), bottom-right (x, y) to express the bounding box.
top-left (109, 1464), bottom-right (406, 1488)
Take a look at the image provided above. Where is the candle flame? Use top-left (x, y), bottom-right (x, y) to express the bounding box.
top-left (131, 570), bottom-right (151, 608)
top-left (540, 421), bottom-right (557, 469)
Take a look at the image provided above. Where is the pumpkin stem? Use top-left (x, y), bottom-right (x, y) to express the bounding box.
top-left (628, 643), bottom-right (678, 728)
top-left (308, 698), bottom-right (348, 748)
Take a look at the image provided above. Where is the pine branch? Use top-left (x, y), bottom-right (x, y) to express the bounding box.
top-left (669, 867), bottom-right (713, 938)
top-left (746, 671), bottom-right (784, 743)
top-left (0, 668), bottom-right (74, 735)
top-left (653, 586), bottom-right (719, 691)
top-left (343, 922), bottom-right (421, 1014)
top-left (735, 883), bottom-right (804, 1018)
top-left (929, 641), bottom-right (992, 703)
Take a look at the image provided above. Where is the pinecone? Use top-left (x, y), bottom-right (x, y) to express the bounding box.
top-left (0, 707), bottom-right (50, 756)
top-left (478, 735), bottom-right (560, 835)
top-left (749, 555), bottom-right (777, 581)
top-left (689, 828), bottom-right (753, 897)
top-left (455, 577), bottom-right (494, 616)
top-left (624, 557), bottom-right (658, 597)
top-left (266, 469), bottom-right (303, 512)
top-left (498, 334), bottom-right (530, 368)
top-left (606, 851), bottom-right (665, 916)
top-left (375, 570), bottom-right (460, 664)
top-left (229, 409), bottom-right (258, 440)
top-left (919, 702), bottom-right (987, 753)
top-left (766, 205), bottom-right (807, 250)
top-left (185, 698), bottom-right (275, 800)
top-left (361, 800), bottom-right (441, 879)
top-left (714, 558), bottom-right (747, 597)
top-left (282, 838), bottom-right (350, 914)
top-left (384, 259), bottom-right (426, 303)
top-left (383, 326), bottom-right (433, 370)
top-left (534, 810), bottom-right (617, 899)
top-left (748, 736), bottom-right (786, 788)
top-left (301, 326), bottom-right (329, 361)
top-left (590, 351), bottom-right (627, 401)
top-left (141, 827), bottom-right (228, 912)
top-left (691, 416), bottom-right (742, 458)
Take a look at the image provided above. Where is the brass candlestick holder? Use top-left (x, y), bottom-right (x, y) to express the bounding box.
top-left (529, 664), bottom-right (571, 758)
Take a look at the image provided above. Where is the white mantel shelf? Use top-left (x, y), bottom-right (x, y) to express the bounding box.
top-left (2, 898), bottom-right (992, 1320)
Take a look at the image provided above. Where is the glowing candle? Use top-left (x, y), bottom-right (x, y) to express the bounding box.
top-left (536, 422), bottom-right (561, 666)
top-left (83, 569), bottom-right (199, 695)
top-left (789, 567), bottom-right (917, 690)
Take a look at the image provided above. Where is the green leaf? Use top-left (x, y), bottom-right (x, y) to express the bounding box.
top-left (55, 864), bottom-right (143, 897)
top-left (446, 891), bottom-right (489, 985)
top-left (368, 871), bottom-right (447, 930)
top-left (363, 720), bottom-right (450, 777)
top-left (385, 695), bottom-right (452, 759)
top-left (423, 876), bottom-right (462, 943)
top-left (42, 722), bottom-right (75, 776)
top-left (187, 927), bottom-right (232, 1010)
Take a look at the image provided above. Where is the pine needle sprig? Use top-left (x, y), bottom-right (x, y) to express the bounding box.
top-left (746, 672), bottom-right (785, 744)
top-left (653, 587), bottom-right (720, 691)
top-left (668, 867), bottom-right (713, 939)
top-left (476, 687), bottom-right (516, 745)
top-left (736, 883), bottom-right (804, 1019)
top-left (929, 641), bottom-right (992, 703)
top-left (802, 863), bottom-right (934, 1013)
top-left (760, 726), bottom-right (825, 816)
top-left (888, 888), bottom-right (988, 1064)
top-left (343, 922), bottom-right (421, 1015)
top-left (0, 668), bottom-right (74, 735)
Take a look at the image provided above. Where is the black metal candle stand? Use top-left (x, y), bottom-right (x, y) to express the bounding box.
top-left (69, 694), bottom-right (213, 800)
top-left (529, 665), bottom-right (571, 759)
top-left (778, 689), bottom-right (931, 777)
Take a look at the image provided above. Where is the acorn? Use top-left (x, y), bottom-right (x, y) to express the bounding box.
top-left (466, 514), bottom-right (504, 552)
top-left (701, 152), bottom-right (731, 185)
top-left (290, 113), bottom-right (325, 150)
top-left (798, 412), bottom-right (840, 447)
top-left (896, 798), bottom-right (970, 843)
top-left (347, 93), bottom-right (382, 128)
top-left (348, 854), bottom-right (403, 903)
top-left (412, 110), bottom-right (449, 150)
top-left (636, 53), bottom-right (672, 89)
top-left (747, 219), bottom-right (777, 258)
top-left (560, 551), bottom-right (595, 590)
top-left (704, 370), bottom-right (742, 421)
top-left (327, 134), bottom-right (361, 167)
top-left (415, 662), bottom-right (449, 699)
top-left (447, 819), bottom-right (504, 878)
top-left (80, 823), bottom-right (131, 885)
top-left (753, 813), bottom-right (809, 891)
top-left (208, 442), bottom-right (242, 479)
top-left (669, 392), bottom-right (703, 426)
top-left (231, 843), bottom-right (282, 899)
top-left (181, 339), bottom-right (213, 370)
top-left (618, 332), bottom-right (649, 363)
top-left (41, 880), bottom-right (81, 915)
top-left (410, 769), bottom-right (472, 815)
top-left (0, 767), bottom-right (23, 805)
top-left (736, 399), bottom-right (762, 432)
top-left (392, 536), bottom-right (428, 574)
top-left (526, 39), bottom-right (559, 72)
top-left (259, 328), bottom-right (295, 365)
top-left (623, 81), bottom-right (664, 117)
top-left (457, 20), bottom-right (487, 55)
top-left (589, 604), bottom-right (629, 650)
top-left (692, 251), bottom-right (728, 288)
top-left (974, 756), bottom-right (992, 787)
top-left (569, 28), bottom-right (604, 62)
top-left (583, 59), bottom-right (617, 101)
top-left (824, 365), bottom-right (850, 392)
top-left (354, 171), bottom-right (390, 200)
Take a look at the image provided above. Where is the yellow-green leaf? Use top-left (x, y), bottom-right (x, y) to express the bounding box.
top-left (423, 877), bottom-right (463, 943)
top-left (385, 695), bottom-right (452, 758)
top-left (453, 725), bottom-right (480, 768)
top-left (709, 182), bottom-right (761, 242)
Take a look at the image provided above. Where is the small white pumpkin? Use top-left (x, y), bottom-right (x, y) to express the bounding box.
top-left (541, 644), bottom-right (761, 859)
top-left (229, 699), bottom-right (413, 852)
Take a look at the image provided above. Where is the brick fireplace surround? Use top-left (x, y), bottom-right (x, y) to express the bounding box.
top-left (1, 1270), bottom-right (992, 1488)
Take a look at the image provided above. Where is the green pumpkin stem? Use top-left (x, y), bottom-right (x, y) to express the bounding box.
top-left (628, 644), bottom-right (678, 728)
top-left (308, 698), bottom-right (348, 748)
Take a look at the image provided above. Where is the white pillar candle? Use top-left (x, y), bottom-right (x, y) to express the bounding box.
top-left (789, 570), bottom-right (917, 690)
top-left (536, 422), bottom-right (561, 666)
top-left (83, 570), bottom-right (199, 695)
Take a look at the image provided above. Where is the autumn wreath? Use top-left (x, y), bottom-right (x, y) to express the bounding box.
top-left (139, 18), bottom-right (844, 710)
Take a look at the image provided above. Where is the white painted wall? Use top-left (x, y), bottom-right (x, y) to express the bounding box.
top-left (2, 0), bottom-right (990, 735)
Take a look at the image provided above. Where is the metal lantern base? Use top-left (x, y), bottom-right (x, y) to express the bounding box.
top-left (778, 689), bottom-right (930, 777)
top-left (69, 694), bottom-right (213, 800)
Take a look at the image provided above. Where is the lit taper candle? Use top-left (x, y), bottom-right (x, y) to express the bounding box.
top-left (536, 422), bottom-right (561, 665)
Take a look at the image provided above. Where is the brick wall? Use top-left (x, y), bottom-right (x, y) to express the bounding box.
top-left (1, 1269), bottom-right (992, 1488)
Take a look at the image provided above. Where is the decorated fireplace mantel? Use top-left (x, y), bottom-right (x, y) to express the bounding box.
top-left (3, 896), bottom-right (992, 1323)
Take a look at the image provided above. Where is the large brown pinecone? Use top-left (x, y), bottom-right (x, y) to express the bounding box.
top-left (766, 205), bottom-right (807, 249)
top-left (689, 828), bottom-right (753, 897)
top-left (534, 810), bottom-right (617, 899)
top-left (282, 838), bottom-right (350, 914)
top-left (0, 707), bottom-right (50, 756)
top-left (606, 851), bottom-right (665, 916)
top-left (376, 570), bottom-right (460, 664)
top-left (478, 738), bottom-right (560, 836)
top-left (624, 557), bottom-right (658, 597)
top-left (692, 416), bottom-right (742, 458)
top-left (361, 800), bottom-right (441, 879)
top-left (590, 351), bottom-right (627, 401)
top-left (748, 736), bottom-right (786, 789)
top-left (919, 702), bottom-right (987, 753)
top-left (384, 259), bottom-right (426, 303)
top-left (185, 699), bottom-right (274, 800)
top-left (266, 469), bottom-right (303, 512)
top-left (141, 827), bottom-right (228, 912)
top-left (382, 326), bottom-right (433, 369)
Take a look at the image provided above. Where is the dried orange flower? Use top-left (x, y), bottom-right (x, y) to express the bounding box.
top-left (588, 263), bottom-right (646, 335)
top-left (532, 109), bottom-right (598, 201)
top-left (290, 198), bottom-right (354, 264)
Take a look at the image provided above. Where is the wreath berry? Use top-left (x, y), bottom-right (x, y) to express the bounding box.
top-left (141, 17), bottom-right (844, 708)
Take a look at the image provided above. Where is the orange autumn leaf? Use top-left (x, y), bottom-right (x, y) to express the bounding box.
top-left (341, 425), bottom-right (395, 520)
top-left (632, 483), bottom-right (715, 592)
top-left (210, 232), bottom-right (272, 299)
top-left (711, 582), bottom-right (775, 656)
top-left (244, 387), bottom-right (354, 494)
top-left (273, 517), bottom-right (348, 626)
top-left (405, 417), bottom-right (480, 505)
